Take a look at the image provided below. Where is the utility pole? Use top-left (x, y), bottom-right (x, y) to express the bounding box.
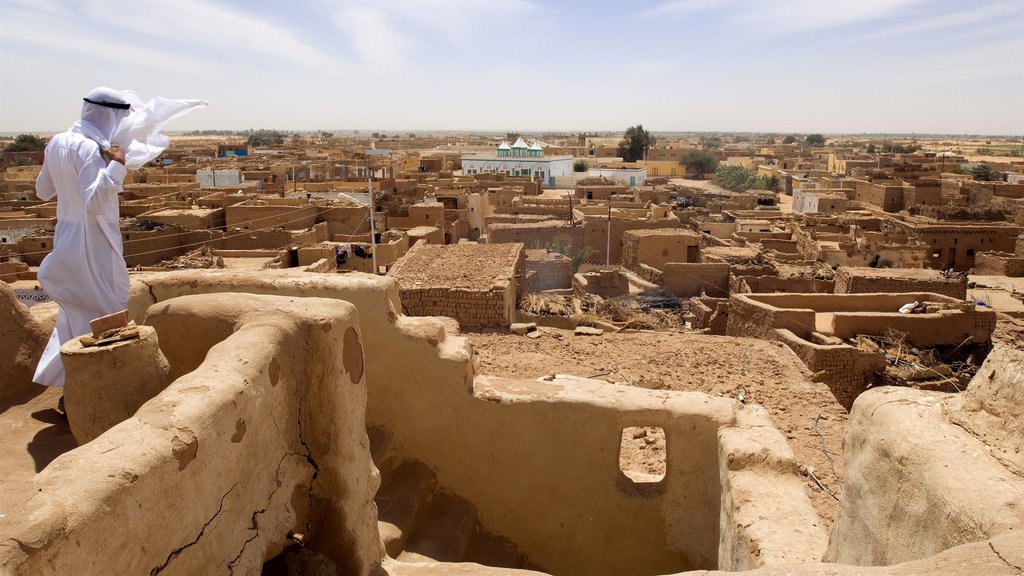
top-left (606, 200), bottom-right (612, 267)
top-left (368, 173), bottom-right (378, 274)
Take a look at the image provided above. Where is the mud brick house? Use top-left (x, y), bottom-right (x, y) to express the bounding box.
top-left (387, 241), bottom-right (525, 328)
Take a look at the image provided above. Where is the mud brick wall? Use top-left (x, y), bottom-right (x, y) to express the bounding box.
top-left (725, 295), bottom-right (816, 341)
top-left (792, 227), bottom-right (822, 261)
top-left (974, 252), bottom-right (1024, 277)
top-left (633, 263), bottom-right (664, 285)
top-left (523, 253), bottom-right (572, 294)
top-left (488, 221), bottom-right (583, 252)
top-left (662, 263), bottom-right (730, 298)
top-left (834, 268), bottom-right (967, 299)
top-left (1017, 235), bottom-right (1024, 256)
top-left (691, 297), bottom-right (729, 335)
top-left (399, 286), bottom-right (510, 328)
top-left (774, 328), bottom-right (885, 409)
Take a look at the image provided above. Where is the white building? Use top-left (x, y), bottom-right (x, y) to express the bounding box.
top-left (461, 138), bottom-right (573, 188)
top-left (587, 167), bottom-right (647, 188)
top-left (197, 168), bottom-right (242, 189)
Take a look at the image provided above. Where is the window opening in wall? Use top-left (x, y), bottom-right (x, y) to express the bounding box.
top-left (967, 249), bottom-right (975, 256)
top-left (619, 426), bottom-right (666, 484)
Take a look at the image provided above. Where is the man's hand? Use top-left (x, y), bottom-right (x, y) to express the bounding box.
top-left (101, 144), bottom-right (126, 165)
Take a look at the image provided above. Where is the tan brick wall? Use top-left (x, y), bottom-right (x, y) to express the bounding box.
top-left (774, 328), bottom-right (885, 409)
top-left (834, 268), bottom-right (967, 299)
top-left (399, 287), bottom-right (511, 328)
top-left (973, 252), bottom-right (1024, 277)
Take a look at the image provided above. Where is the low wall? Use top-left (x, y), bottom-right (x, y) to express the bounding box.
top-left (774, 328), bottom-right (885, 408)
top-left (0, 282), bottom-right (49, 404)
top-left (973, 252), bottom-right (1024, 277)
top-left (124, 271), bottom-right (822, 574)
top-left (732, 275), bottom-right (834, 294)
top-left (663, 263), bottom-right (730, 298)
top-left (691, 297), bottom-right (729, 335)
top-left (2, 293), bottom-right (380, 574)
top-left (826, 381), bottom-right (1024, 566)
top-left (833, 268), bottom-right (967, 299)
top-left (633, 262), bottom-right (664, 285)
top-left (488, 221), bottom-right (583, 253)
top-left (830, 307), bottom-right (995, 346)
top-left (523, 250), bottom-right (572, 293)
top-left (399, 286), bottom-right (512, 328)
top-left (726, 295), bottom-right (816, 341)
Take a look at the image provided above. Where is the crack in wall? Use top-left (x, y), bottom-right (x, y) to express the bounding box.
top-left (296, 407), bottom-right (321, 535)
top-left (149, 481), bottom-right (240, 576)
top-left (226, 452), bottom-right (303, 575)
top-left (989, 541), bottom-right (1024, 573)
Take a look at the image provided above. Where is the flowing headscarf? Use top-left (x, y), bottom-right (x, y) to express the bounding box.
top-left (72, 87), bottom-right (208, 169)
top-left (71, 87), bottom-right (131, 150)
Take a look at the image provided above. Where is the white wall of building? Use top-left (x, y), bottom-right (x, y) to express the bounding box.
top-left (587, 168), bottom-right (647, 187)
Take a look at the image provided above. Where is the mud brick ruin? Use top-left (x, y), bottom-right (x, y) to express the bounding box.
top-left (3, 132), bottom-right (1024, 576)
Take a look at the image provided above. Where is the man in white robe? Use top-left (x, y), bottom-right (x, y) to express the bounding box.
top-left (32, 87), bottom-right (207, 393)
top-left (33, 88), bottom-right (132, 390)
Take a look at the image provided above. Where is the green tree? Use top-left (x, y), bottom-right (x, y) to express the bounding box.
top-left (533, 240), bottom-right (595, 273)
top-left (866, 143), bottom-right (876, 153)
top-left (969, 163), bottom-right (998, 181)
top-left (714, 165), bottom-right (779, 192)
top-left (753, 174), bottom-right (780, 192)
top-left (700, 135), bottom-right (722, 149)
top-left (680, 150), bottom-right (719, 179)
top-left (805, 134), bottom-right (826, 147)
top-left (782, 135), bottom-right (797, 144)
top-left (245, 129), bottom-right (285, 147)
top-left (616, 124), bottom-right (655, 162)
top-left (573, 159), bottom-right (589, 172)
top-left (3, 134), bottom-right (47, 153)
top-left (715, 165), bottom-right (757, 192)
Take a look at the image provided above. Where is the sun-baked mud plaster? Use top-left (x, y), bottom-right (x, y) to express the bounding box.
top-left (1, 293), bottom-right (380, 575)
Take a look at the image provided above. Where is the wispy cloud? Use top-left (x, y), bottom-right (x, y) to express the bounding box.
top-left (332, 5), bottom-right (409, 71)
top-left (641, 0), bottom-right (921, 33)
top-left (2, 0), bottom-right (336, 72)
top-left (639, 0), bottom-right (727, 19)
top-left (328, 0), bottom-right (541, 71)
top-left (85, 0), bottom-right (336, 70)
top-left (1, 2), bottom-right (210, 73)
top-left (865, 3), bottom-right (1021, 39)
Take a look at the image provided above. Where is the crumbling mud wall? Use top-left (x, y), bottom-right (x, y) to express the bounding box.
top-left (381, 367), bottom-right (826, 575)
top-left (123, 271), bottom-right (824, 574)
top-left (0, 282), bottom-right (48, 405)
top-left (825, 345), bottom-right (1024, 566)
top-left (1, 293), bottom-right (381, 575)
top-left (774, 328), bottom-right (885, 409)
top-left (833, 267), bottom-right (968, 299)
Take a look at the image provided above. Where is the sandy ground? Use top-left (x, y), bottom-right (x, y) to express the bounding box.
top-left (0, 386), bottom-right (74, 524)
top-left (466, 328), bottom-right (848, 525)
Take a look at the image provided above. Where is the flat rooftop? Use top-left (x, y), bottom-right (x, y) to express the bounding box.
top-left (388, 242), bottom-right (524, 290)
top-left (839, 267), bottom-right (964, 281)
top-left (622, 229), bottom-right (701, 238)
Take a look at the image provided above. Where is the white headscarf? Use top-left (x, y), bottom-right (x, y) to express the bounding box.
top-left (72, 87), bottom-right (131, 150)
top-left (72, 87), bottom-right (208, 170)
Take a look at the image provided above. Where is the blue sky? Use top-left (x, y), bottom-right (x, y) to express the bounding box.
top-left (1, 0), bottom-right (1022, 134)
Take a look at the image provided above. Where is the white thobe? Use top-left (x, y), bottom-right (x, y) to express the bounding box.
top-left (32, 132), bottom-right (128, 388)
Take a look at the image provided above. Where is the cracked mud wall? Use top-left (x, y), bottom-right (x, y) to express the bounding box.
top-left (121, 271), bottom-right (825, 574)
top-left (825, 347), bottom-right (1024, 566)
top-left (1, 293), bottom-right (380, 575)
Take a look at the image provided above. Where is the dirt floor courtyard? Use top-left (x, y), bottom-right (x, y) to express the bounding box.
top-left (466, 327), bottom-right (849, 525)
